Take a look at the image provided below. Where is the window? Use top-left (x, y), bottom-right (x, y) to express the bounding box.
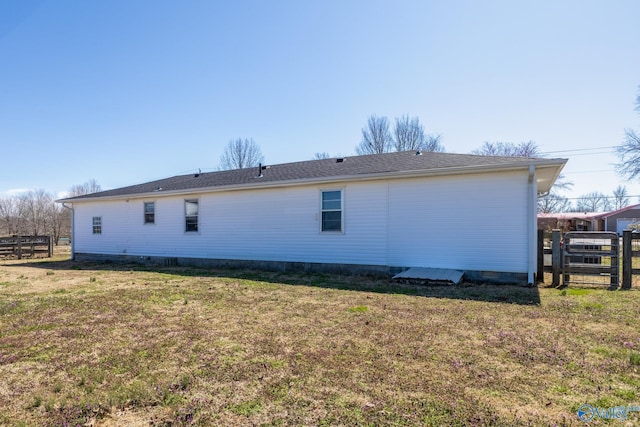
top-left (321, 190), bottom-right (342, 232)
top-left (185, 199), bottom-right (198, 232)
top-left (92, 216), bottom-right (102, 234)
top-left (144, 202), bottom-right (155, 224)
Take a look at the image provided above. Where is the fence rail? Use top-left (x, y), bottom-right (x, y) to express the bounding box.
top-left (539, 229), bottom-right (639, 289)
top-left (0, 236), bottom-right (52, 259)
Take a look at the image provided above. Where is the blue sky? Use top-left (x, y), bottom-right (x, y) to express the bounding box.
top-left (1, 0), bottom-right (639, 203)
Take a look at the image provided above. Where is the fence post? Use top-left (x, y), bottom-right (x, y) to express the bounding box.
top-left (610, 234), bottom-right (620, 290)
top-left (17, 236), bottom-right (22, 260)
top-left (537, 229), bottom-right (544, 283)
top-left (552, 229), bottom-right (561, 286)
top-left (623, 230), bottom-right (632, 290)
top-left (48, 236), bottom-right (52, 258)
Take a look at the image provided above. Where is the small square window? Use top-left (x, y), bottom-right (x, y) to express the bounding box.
top-left (92, 216), bottom-right (102, 234)
top-left (144, 202), bottom-right (155, 224)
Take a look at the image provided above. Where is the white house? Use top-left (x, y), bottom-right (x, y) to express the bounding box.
top-left (58, 151), bottom-right (566, 285)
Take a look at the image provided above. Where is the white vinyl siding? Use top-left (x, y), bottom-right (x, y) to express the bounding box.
top-left (71, 169), bottom-right (531, 274)
top-left (387, 171), bottom-right (529, 272)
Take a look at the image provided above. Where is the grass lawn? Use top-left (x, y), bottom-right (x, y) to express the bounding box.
top-left (0, 254), bottom-right (639, 426)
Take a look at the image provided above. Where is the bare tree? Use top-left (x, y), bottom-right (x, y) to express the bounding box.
top-left (615, 129), bottom-right (640, 181)
top-left (393, 115), bottom-right (422, 151)
top-left (355, 115), bottom-right (392, 155)
top-left (50, 202), bottom-right (68, 245)
top-left (574, 191), bottom-right (613, 213)
top-left (219, 138), bottom-right (264, 170)
top-left (68, 179), bottom-right (102, 197)
top-left (20, 190), bottom-right (54, 236)
top-left (538, 192), bottom-right (573, 213)
top-left (0, 196), bottom-right (24, 235)
top-left (613, 185), bottom-right (630, 210)
top-left (615, 87), bottom-right (640, 180)
top-left (1, 190), bottom-right (70, 241)
top-left (472, 140), bottom-right (541, 157)
top-left (423, 134), bottom-right (444, 153)
top-left (312, 152), bottom-right (331, 160)
top-left (392, 115), bottom-right (444, 152)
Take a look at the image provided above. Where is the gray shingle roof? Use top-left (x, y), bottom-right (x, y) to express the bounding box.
top-left (59, 150), bottom-right (565, 202)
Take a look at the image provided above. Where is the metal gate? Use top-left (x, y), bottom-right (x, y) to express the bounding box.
top-left (562, 232), bottom-right (619, 289)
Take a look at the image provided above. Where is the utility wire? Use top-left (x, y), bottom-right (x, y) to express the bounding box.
top-left (540, 145), bottom-right (617, 155)
top-left (562, 169), bottom-right (614, 174)
top-left (544, 194), bottom-right (640, 201)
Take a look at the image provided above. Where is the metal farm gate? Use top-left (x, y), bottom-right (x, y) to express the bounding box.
top-left (562, 232), bottom-right (619, 289)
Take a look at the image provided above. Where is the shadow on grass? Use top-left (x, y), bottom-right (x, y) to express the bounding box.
top-left (2, 257), bottom-right (541, 305)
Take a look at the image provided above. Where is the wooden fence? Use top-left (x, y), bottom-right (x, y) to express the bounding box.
top-left (538, 229), bottom-right (637, 289)
top-left (0, 236), bottom-right (52, 259)
top-left (622, 229), bottom-right (640, 290)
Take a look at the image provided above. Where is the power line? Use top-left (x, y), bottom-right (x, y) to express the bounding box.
top-left (562, 169), bottom-right (615, 174)
top-left (540, 145), bottom-right (617, 155)
top-left (545, 194), bottom-right (640, 201)
top-left (556, 151), bottom-right (615, 157)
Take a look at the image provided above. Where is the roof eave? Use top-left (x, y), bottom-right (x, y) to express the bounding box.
top-left (535, 159), bottom-right (568, 194)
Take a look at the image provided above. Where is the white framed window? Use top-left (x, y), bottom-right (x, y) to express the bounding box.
top-left (144, 202), bottom-right (155, 224)
top-left (185, 199), bottom-right (198, 232)
top-left (321, 189), bottom-right (343, 232)
top-left (92, 216), bottom-right (102, 234)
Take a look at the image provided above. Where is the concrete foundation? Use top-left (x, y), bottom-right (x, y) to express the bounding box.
top-left (73, 252), bottom-right (529, 286)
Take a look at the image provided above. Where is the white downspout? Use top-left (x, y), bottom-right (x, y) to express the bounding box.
top-left (527, 165), bottom-right (537, 285)
top-left (62, 203), bottom-right (75, 260)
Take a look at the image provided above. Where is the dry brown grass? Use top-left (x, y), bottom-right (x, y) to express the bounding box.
top-left (0, 253), bottom-right (639, 426)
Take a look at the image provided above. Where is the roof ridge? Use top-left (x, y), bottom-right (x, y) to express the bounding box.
top-left (58, 150), bottom-right (567, 202)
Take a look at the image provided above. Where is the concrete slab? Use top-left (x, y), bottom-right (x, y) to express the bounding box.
top-left (392, 267), bottom-right (464, 285)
